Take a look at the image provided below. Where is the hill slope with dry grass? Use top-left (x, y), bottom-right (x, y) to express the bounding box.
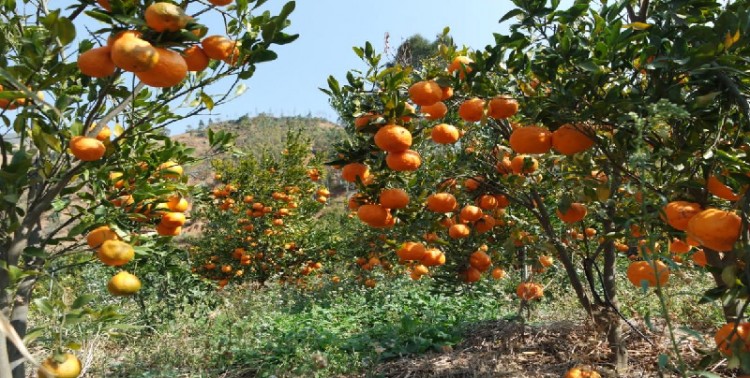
top-left (172, 114), bottom-right (344, 185)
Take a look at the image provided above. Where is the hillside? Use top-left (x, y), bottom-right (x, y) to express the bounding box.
top-left (172, 114), bottom-right (345, 184)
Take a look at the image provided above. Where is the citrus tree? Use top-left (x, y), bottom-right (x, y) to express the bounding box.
top-left (0, 0), bottom-right (297, 376)
top-left (325, 0), bottom-right (750, 374)
top-left (190, 130), bottom-right (330, 287)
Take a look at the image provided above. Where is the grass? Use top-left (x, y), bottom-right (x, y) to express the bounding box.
top-left (87, 276), bottom-right (527, 377)
top-left (41, 259), bottom-right (724, 378)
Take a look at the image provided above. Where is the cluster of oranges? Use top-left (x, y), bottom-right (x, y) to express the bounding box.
top-left (107, 160), bottom-right (189, 236)
top-left (78, 2), bottom-right (240, 87)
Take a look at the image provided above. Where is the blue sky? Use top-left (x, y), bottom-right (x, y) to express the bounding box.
top-left (169, 1), bottom-right (518, 134)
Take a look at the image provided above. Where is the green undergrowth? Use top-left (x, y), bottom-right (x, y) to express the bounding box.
top-left (94, 276), bottom-right (522, 377)
top-left (88, 263), bottom-right (723, 378)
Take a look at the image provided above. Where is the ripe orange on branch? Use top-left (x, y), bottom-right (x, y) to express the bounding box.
top-left (458, 97), bottom-right (485, 122)
top-left (408, 80), bottom-right (442, 106)
top-left (110, 32), bottom-right (159, 72)
top-left (38, 353), bottom-right (81, 378)
top-left (135, 47), bottom-right (188, 87)
top-left (97, 240), bottom-right (135, 266)
top-left (551, 123), bottom-right (595, 155)
top-left (626, 260), bottom-right (670, 288)
top-left (379, 188), bottom-right (409, 209)
top-left (487, 95), bottom-right (518, 119)
top-left (69, 136), bottom-right (105, 161)
top-left (686, 208), bottom-right (741, 252)
top-left (144, 2), bottom-right (189, 32)
top-left (386, 149), bottom-right (421, 171)
top-left (78, 46), bottom-right (116, 78)
top-left (374, 124), bottom-right (412, 152)
top-left (447, 55), bottom-right (473, 79)
top-left (431, 123), bottom-right (460, 144)
top-left (420, 101), bottom-right (447, 120)
top-left (341, 162), bottom-right (371, 183)
top-left (509, 126), bottom-right (552, 154)
top-left (426, 193), bottom-right (457, 213)
top-left (556, 203), bottom-right (587, 224)
top-left (201, 35), bottom-right (237, 60)
top-left (662, 201), bottom-right (702, 231)
top-left (182, 45), bottom-right (210, 72)
top-left (107, 271), bottom-right (142, 296)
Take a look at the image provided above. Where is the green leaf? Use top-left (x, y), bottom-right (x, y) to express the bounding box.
top-left (71, 294), bottom-right (96, 310)
top-left (199, 92), bottom-right (214, 111)
top-left (33, 298), bottom-right (55, 316)
top-left (499, 9), bottom-right (525, 23)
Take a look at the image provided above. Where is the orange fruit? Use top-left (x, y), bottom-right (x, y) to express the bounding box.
top-left (669, 238), bottom-right (692, 254)
top-left (491, 267), bottom-right (506, 279)
top-left (354, 112), bottom-right (379, 130)
top-left (551, 123), bottom-right (594, 155)
top-left (460, 205), bottom-right (483, 222)
top-left (397, 242), bottom-right (427, 261)
top-left (510, 155), bottom-right (538, 174)
top-left (421, 101), bottom-right (448, 120)
top-left (662, 201), bottom-right (702, 231)
top-left (201, 35), bottom-right (237, 60)
top-left (38, 353), bottom-right (81, 378)
top-left (166, 195), bottom-right (189, 212)
top-left (564, 366), bottom-right (601, 378)
top-left (144, 2), bottom-right (189, 32)
top-left (440, 86), bottom-right (454, 100)
top-left (156, 223), bottom-right (181, 236)
top-left (458, 97), bottom-right (485, 122)
top-left (431, 123), bottom-right (460, 144)
top-left (374, 124), bottom-right (412, 152)
top-left (487, 95), bottom-right (518, 119)
top-left (88, 124), bottom-right (111, 141)
top-left (626, 260), bottom-right (670, 288)
top-left (469, 250), bottom-right (492, 271)
top-left (516, 282), bottom-right (544, 300)
top-left (341, 162), bottom-right (371, 183)
top-left (97, 240), bottom-right (135, 266)
top-left (556, 203), bottom-right (587, 224)
top-left (692, 249), bottom-right (707, 267)
top-left (69, 136), bottom-right (105, 161)
top-left (107, 271), bottom-right (142, 296)
top-left (379, 188), bottom-right (409, 209)
top-left (87, 225), bottom-right (119, 249)
top-left (386, 149), bottom-right (421, 171)
top-left (448, 55), bottom-right (473, 79)
top-left (463, 266), bottom-right (482, 283)
top-left (160, 211), bottom-right (187, 228)
top-left (426, 193), bottom-right (457, 213)
top-left (421, 248), bottom-right (446, 266)
top-left (686, 208), bottom-right (741, 252)
top-left (357, 204), bottom-right (391, 227)
top-left (714, 322), bottom-right (750, 356)
top-left (78, 46), bottom-right (116, 78)
top-left (182, 45), bottom-right (210, 72)
top-left (408, 80), bottom-right (442, 106)
top-left (158, 160), bottom-right (183, 179)
top-left (110, 32), bottom-right (159, 72)
top-left (135, 47), bottom-right (188, 87)
top-left (474, 214), bottom-right (496, 234)
top-left (448, 224), bottom-right (471, 239)
top-left (509, 126), bottom-right (552, 154)
top-left (208, 0), bottom-right (233, 5)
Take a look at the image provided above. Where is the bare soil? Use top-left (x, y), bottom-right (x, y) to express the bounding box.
top-left (364, 319), bottom-right (735, 378)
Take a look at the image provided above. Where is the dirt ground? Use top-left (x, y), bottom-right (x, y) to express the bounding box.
top-left (364, 319), bottom-right (735, 378)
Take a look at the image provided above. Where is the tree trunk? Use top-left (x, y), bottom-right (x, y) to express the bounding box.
top-left (9, 277), bottom-right (36, 378)
top-left (705, 250), bottom-right (742, 323)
